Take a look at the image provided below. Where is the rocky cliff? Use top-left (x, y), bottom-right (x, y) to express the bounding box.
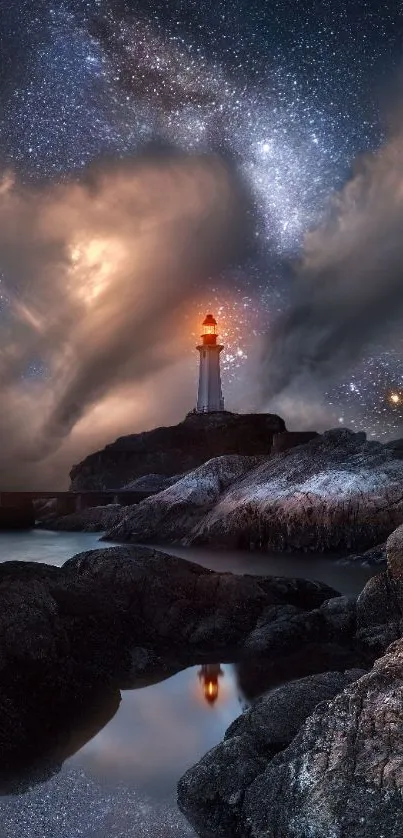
top-left (104, 455), bottom-right (260, 543)
top-left (104, 428), bottom-right (403, 553)
top-left (189, 428), bottom-right (403, 551)
top-left (69, 412), bottom-right (285, 490)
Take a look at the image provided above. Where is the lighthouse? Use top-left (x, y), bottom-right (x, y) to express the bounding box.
top-left (196, 314), bottom-right (225, 413)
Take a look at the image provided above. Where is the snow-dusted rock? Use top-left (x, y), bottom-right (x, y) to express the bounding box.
top-left (104, 455), bottom-right (260, 543)
top-left (188, 429), bottom-right (403, 552)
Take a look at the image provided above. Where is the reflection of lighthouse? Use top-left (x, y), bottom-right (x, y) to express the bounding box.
top-left (196, 314), bottom-right (225, 413)
top-left (198, 664), bottom-right (224, 706)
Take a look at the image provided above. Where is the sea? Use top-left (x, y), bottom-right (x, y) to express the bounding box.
top-left (0, 529), bottom-right (378, 838)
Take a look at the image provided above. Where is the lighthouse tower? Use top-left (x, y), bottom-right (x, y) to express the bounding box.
top-left (196, 314), bottom-right (225, 413)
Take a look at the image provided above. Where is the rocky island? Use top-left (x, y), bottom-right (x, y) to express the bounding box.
top-left (44, 415), bottom-right (403, 563)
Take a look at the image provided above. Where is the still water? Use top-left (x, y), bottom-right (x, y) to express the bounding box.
top-left (0, 530), bottom-right (378, 838)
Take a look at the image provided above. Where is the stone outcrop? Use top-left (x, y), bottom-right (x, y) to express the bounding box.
top-left (188, 428), bottom-right (403, 551)
top-left (178, 522), bottom-right (403, 838)
top-left (69, 411), bottom-right (285, 490)
top-left (356, 523), bottom-right (403, 656)
top-left (177, 669), bottom-right (365, 838)
top-left (104, 456), bottom-right (260, 543)
top-left (240, 643), bottom-right (403, 838)
top-left (102, 428), bottom-right (403, 552)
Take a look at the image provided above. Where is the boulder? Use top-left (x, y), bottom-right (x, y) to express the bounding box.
top-left (103, 456), bottom-right (260, 543)
top-left (188, 429), bottom-right (403, 551)
top-left (70, 411), bottom-right (285, 491)
top-left (240, 641), bottom-right (403, 838)
top-left (339, 542), bottom-right (386, 567)
top-left (177, 669), bottom-right (365, 838)
top-left (356, 523), bottom-right (403, 655)
top-left (61, 547), bottom-right (339, 652)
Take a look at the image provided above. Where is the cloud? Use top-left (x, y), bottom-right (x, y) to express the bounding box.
top-left (0, 150), bottom-right (250, 487)
top-left (261, 132), bottom-right (403, 420)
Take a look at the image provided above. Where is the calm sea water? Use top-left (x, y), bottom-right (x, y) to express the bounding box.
top-left (0, 530), bottom-right (378, 838)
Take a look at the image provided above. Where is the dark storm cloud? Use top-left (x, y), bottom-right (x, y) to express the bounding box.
top-left (0, 150), bottom-right (251, 487)
top-left (261, 134), bottom-right (403, 413)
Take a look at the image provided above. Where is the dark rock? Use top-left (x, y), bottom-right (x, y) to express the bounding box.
top-left (0, 505), bottom-right (35, 530)
top-left (355, 524), bottom-right (403, 656)
top-left (340, 542), bottom-right (386, 566)
top-left (384, 437), bottom-right (403, 458)
top-left (103, 456), bottom-right (262, 543)
top-left (356, 571), bottom-right (401, 630)
top-left (61, 546), bottom-right (339, 652)
top-left (240, 643), bottom-right (403, 838)
top-left (121, 473), bottom-right (186, 491)
top-left (177, 669), bottom-right (364, 838)
top-left (0, 547), bottom-right (341, 793)
top-left (271, 430), bottom-right (319, 454)
top-left (385, 522), bottom-right (403, 582)
top-left (70, 411), bottom-right (285, 490)
top-left (319, 595), bottom-right (357, 639)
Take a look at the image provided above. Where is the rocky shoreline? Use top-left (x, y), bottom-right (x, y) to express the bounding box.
top-left (41, 428), bottom-right (403, 565)
top-left (1, 524), bottom-right (403, 835)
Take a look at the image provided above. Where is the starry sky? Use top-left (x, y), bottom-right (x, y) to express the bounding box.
top-left (1, 0), bottom-right (403, 445)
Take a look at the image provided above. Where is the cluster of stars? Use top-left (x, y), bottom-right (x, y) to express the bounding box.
top-left (328, 348), bottom-right (403, 438)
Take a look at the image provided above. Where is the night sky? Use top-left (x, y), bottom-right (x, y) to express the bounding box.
top-left (1, 0), bottom-right (403, 452)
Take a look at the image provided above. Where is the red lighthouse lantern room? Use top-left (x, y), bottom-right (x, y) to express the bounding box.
top-left (201, 314), bottom-right (218, 345)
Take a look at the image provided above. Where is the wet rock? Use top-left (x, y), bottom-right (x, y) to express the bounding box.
top-left (177, 669), bottom-right (364, 838)
top-left (339, 542), bottom-right (386, 567)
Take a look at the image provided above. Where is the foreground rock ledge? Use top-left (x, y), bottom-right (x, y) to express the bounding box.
top-left (179, 644), bottom-right (403, 837)
top-left (0, 546), bottom-right (341, 790)
top-left (178, 524), bottom-right (403, 838)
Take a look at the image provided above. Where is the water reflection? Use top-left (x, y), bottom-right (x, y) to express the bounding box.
top-left (198, 663), bottom-right (224, 706)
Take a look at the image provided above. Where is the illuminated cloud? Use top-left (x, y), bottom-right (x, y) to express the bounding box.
top-left (0, 151), bottom-right (249, 487)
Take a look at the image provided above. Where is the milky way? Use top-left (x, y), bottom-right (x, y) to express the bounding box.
top-left (1, 0), bottom-right (403, 436)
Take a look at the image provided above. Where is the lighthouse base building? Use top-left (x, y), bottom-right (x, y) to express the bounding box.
top-left (196, 314), bottom-right (225, 413)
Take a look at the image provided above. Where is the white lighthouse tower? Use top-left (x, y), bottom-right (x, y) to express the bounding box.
top-left (196, 313), bottom-right (225, 413)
